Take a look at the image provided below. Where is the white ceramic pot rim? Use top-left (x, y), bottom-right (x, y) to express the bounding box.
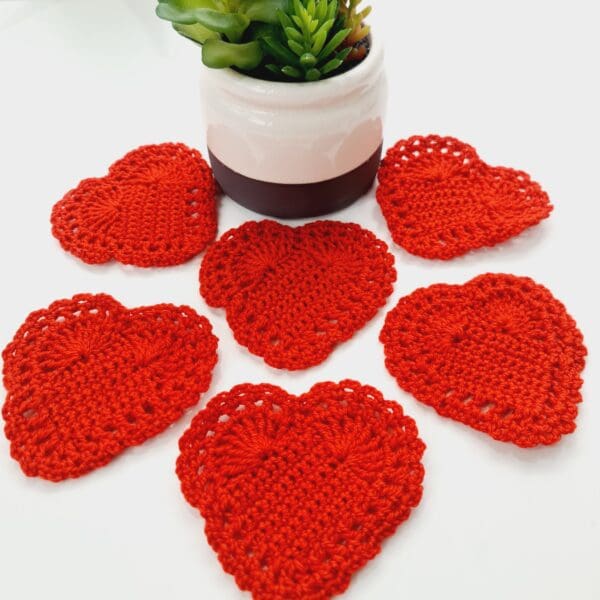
top-left (201, 35), bottom-right (383, 109)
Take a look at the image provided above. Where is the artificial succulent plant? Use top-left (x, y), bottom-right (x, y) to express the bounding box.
top-left (156, 0), bottom-right (371, 80)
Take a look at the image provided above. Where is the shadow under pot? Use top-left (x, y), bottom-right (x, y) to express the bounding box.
top-left (200, 37), bottom-right (387, 219)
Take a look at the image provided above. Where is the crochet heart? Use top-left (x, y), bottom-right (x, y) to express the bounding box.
top-left (200, 220), bottom-right (396, 370)
top-left (51, 143), bottom-right (217, 267)
top-left (177, 380), bottom-right (425, 600)
top-left (376, 135), bottom-right (553, 259)
top-left (380, 274), bottom-right (586, 447)
top-left (2, 294), bottom-right (218, 481)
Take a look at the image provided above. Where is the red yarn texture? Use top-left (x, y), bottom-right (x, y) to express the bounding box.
top-left (200, 220), bottom-right (396, 370)
top-left (51, 143), bottom-right (217, 267)
top-left (177, 380), bottom-right (425, 600)
top-left (2, 294), bottom-right (218, 481)
top-left (380, 274), bottom-right (586, 447)
top-left (377, 135), bottom-right (553, 259)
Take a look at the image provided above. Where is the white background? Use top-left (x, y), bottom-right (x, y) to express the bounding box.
top-left (1, 1), bottom-right (599, 599)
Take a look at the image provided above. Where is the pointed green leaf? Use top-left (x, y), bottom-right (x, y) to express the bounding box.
top-left (316, 0), bottom-right (328, 22)
top-left (288, 38), bottom-right (305, 56)
top-left (335, 46), bottom-right (352, 61)
top-left (327, 0), bottom-right (338, 20)
top-left (299, 5), bottom-right (311, 28)
top-left (282, 65), bottom-right (302, 78)
top-left (300, 52), bottom-right (317, 68)
top-left (262, 36), bottom-right (300, 65)
top-left (277, 8), bottom-right (294, 28)
top-left (317, 27), bottom-right (351, 60)
top-left (311, 28), bottom-right (327, 54)
top-left (285, 26), bottom-right (304, 44)
top-left (360, 6), bottom-right (373, 19)
top-left (306, 67), bottom-right (321, 81)
top-left (314, 17), bottom-right (334, 39)
top-left (321, 57), bottom-right (342, 74)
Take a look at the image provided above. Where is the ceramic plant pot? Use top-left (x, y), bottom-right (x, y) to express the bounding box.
top-left (200, 37), bottom-right (387, 219)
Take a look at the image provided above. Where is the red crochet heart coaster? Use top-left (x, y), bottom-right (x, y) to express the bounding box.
top-left (380, 274), bottom-right (586, 447)
top-left (51, 143), bottom-right (217, 267)
top-left (200, 220), bottom-right (396, 370)
top-left (177, 380), bottom-right (425, 600)
top-left (2, 294), bottom-right (218, 481)
top-left (376, 135), bottom-right (553, 259)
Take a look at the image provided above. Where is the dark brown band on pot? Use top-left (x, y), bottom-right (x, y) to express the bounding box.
top-left (209, 144), bottom-right (383, 219)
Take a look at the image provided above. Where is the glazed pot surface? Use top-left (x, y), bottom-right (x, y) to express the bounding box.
top-left (201, 37), bottom-right (387, 218)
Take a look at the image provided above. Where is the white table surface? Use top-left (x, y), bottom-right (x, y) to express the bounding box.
top-left (1, 1), bottom-right (599, 599)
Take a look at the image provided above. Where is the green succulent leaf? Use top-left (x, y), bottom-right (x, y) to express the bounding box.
top-left (282, 65), bottom-right (302, 78)
top-left (173, 21), bottom-right (219, 44)
top-left (288, 39), bottom-right (305, 56)
top-left (277, 8), bottom-right (294, 28)
top-left (306, 67), bottom-right (321, 81)
top-left (321, 56), bottom-right (342, 74)
top-left (316, 0), bottom-right (328, 21)
top-left (334, 45), bottom-right (352, 61)
top-left (202, 38), bottom-right (263, 70)
top-left (310, 28), bottom-right (327, 54)
top-left (192, 8), bottom-right (250, 42)
top-left (300, 52), bottom-right (317, 68)
top-left (314, 17), bottom-right (335, 38)
top-left (240, 0), bottom-right (290, 24)
top-left (156, 0), bottom-right (218, 25)
top-left (262, 36), bottom-right (299, 65)
top-left (245, 21), bottom-right (279, 41)
top-left (285, 26), bottom-right (304, 44)
top-left (326, 0), bottom-right (338, 20)
top-left (292, 0), bottom-right (304, 18)
top-left (317, 26), bottom-right (350, 60)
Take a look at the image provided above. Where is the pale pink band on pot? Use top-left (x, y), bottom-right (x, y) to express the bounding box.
top-left (200, 38), bottom-right (387, 185)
